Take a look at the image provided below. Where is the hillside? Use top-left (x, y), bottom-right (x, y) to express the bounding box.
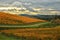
top-left (0, 12), bottom-right (46, 24)
top-left (20, 14), bottom-right (60, 21)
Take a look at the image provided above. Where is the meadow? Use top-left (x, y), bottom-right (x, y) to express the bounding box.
top-left (0, 27), bottom-right (60, 40)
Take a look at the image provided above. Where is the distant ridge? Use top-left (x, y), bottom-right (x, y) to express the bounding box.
top-left (0, 12), bottom-right (46, 24)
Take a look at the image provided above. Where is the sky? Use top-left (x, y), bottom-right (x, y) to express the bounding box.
top-left (0, 0), bottom-right (60, 10)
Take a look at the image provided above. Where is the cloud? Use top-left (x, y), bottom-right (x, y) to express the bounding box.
top-left (0, 0), bottom-right (60, 3)
top-left (24, 3), bottom-right (32, 5)
top-left (11, 1), bottom-right (22, 5)
top-left (0, 0), bottom-right (60, 10)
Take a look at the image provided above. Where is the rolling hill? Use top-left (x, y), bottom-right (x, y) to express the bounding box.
top-left (20, 14), bottom-right (60, 21)
top-left (0, 12), bottom-right (46, 24)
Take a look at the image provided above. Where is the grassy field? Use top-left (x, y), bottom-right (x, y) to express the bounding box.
top-left (0, 33), bottom-right (38, 40)
top-left (0, 33), bottom-right (18, 40)
top-left (0, 27), bottom-right (60, 40)
top-left (0, 22), bottom-right (60, 28)
top-left (0, 21), bottom-right (60, 40)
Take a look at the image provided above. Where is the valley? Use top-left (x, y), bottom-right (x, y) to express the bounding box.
top-left (0, 12), bottom-right (60, 40)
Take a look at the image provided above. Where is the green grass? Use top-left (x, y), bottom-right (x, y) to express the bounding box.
top-left (0, 33), bottom-right (38, 40)
top-left (0, 33), bottom-right (18, 40)
top-left (0, 33), bottom-right (28, 40)
top-left (0, 22), bottom-right (60, 28)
